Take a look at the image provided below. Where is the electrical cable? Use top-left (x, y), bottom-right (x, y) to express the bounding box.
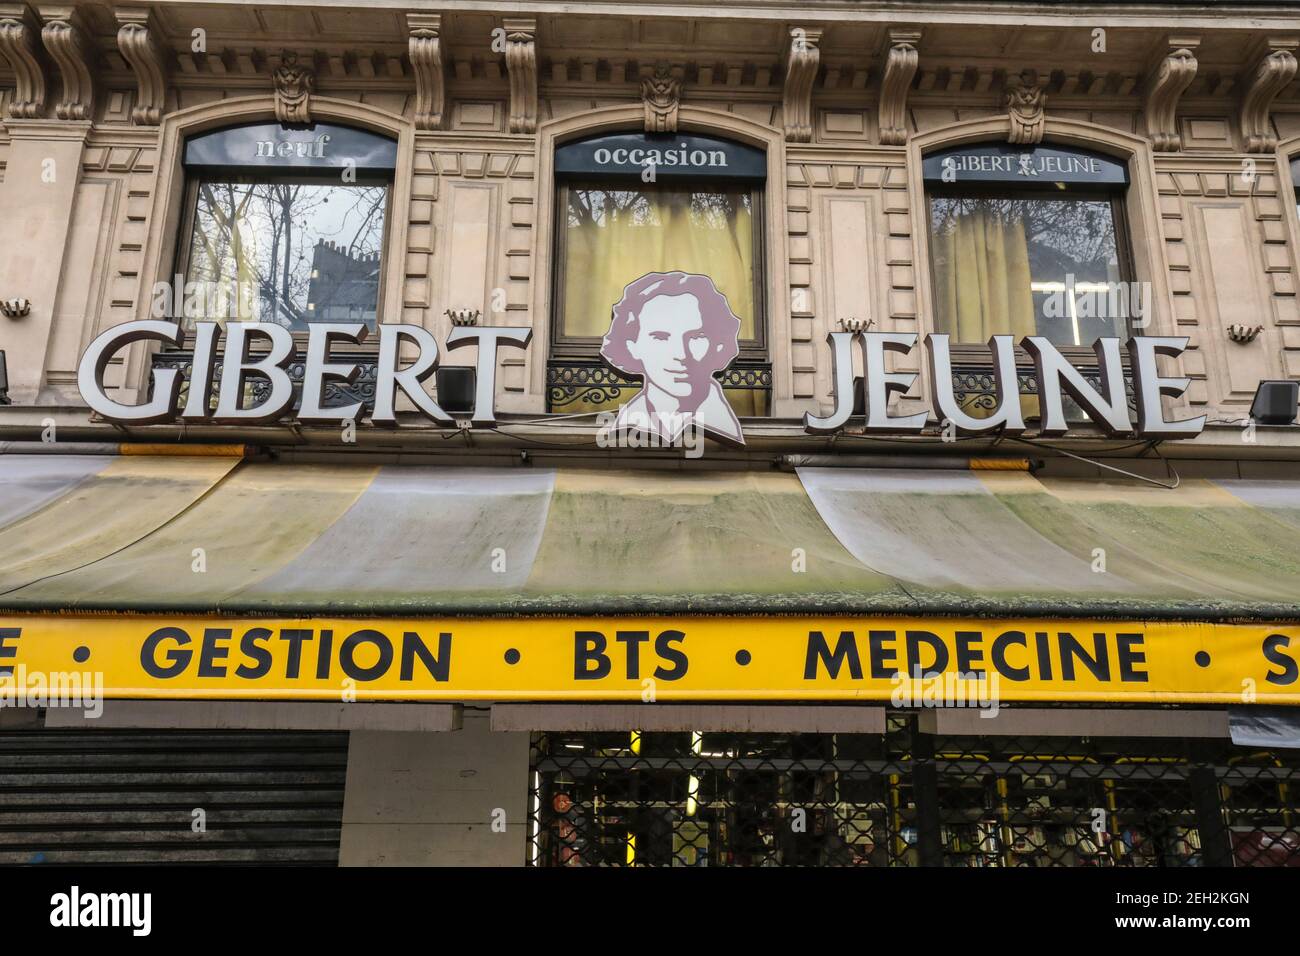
top-left (1006, 435), bottom-right (1181, 489)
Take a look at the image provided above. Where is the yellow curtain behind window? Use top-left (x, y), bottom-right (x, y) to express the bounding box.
top-left (561, 187), bottom-right (755, 341)
top-left (932, 199), bottom-right (1038, 421)
top-left (933, 201), bottom-right (1037, 343)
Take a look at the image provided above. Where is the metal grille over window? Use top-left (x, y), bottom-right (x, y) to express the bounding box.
top-left (527, 715), bottom-right (1300, 867)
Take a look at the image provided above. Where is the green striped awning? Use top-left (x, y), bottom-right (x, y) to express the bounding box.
top-left (1, 455), bottom-right (1298, 620)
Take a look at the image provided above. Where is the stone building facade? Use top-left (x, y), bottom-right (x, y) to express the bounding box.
top-left (1, 2), bottom-right (1299, 868)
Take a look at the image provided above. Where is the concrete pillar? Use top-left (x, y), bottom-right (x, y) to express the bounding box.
top-left (0, 120), bottom-right (91, 403)
top-left (339, 711), bottom-right (531, 866)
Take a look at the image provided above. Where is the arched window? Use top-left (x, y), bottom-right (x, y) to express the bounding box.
top-left (923, 143), bottom-right (1135, 349)
top-left (175, 122), bottom-right (397, 334)
top-left (547, 132), bottom-right (769, 416)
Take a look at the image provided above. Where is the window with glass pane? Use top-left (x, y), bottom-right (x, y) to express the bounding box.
top-left (552, 182), bottom-right (766, 416)
top-left (928, 193), bottom-right (1128, 346)
top-left (183, 178), bottom-right (388, 330)
top-left (559, 185), bottom-right (757, 341)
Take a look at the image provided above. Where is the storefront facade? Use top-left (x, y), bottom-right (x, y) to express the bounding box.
top-left (1, 0), bottom-right (1299, 866)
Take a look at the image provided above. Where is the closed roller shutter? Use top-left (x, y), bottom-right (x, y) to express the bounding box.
top-left (0, 729), bottom-right (349, 865)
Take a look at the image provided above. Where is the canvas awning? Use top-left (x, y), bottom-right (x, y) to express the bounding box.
top-left (1, 454), bottom-right (1299, 620)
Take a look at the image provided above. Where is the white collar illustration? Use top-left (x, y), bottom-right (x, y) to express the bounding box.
top-left (611, 379), bottom-right (744, 444)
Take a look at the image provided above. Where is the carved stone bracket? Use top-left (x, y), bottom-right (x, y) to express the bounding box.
top-left (1239, 37), bottom-right (1299, 153)
top-left (879, 29), bottom-right (920, 146)
top-left (782, 26), bottom-right (822, 143)
top-left (0, 4), bottom-right (46, 118)
top-left (1, 297), bottom-right (31, 318)
top-left (115, 7), bottom-right (168, 125)
top-left (1005, 69), bottom-right (1046, 145)
top-left (641, 62), bottom-right (681, 133)
top-left (1143, 37), bottom-right (1199, 151)
top-left (408, 12), bottom-right (445, 132)
top-left (502, 17), bottom-right (537, 134)
top-left (273, 50), bottom-right (314, 125)
top-left (38, 5), bottom-right (93, 120)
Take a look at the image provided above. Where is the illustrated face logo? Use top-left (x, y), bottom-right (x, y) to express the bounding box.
top-left (599, 271), bottom-right (745, 445)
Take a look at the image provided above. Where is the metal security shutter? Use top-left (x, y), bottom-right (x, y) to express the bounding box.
top-left (0, 729), bottom-right (348, 865)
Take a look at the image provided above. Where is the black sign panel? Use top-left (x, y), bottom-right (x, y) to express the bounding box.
top-left (923, 144), bottom-right (1128, 186)
top-left (184, 122), bottom-right (398, 171)
top-left (555, 133), bottom-right (766, 181)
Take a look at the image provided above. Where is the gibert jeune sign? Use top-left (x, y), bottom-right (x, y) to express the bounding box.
top-left (805, 331), bottom-right (1207, 441)
top-left (78, 320), bottom-right (530, 427)
top-left (77, 319), bottom-right (1206, 441)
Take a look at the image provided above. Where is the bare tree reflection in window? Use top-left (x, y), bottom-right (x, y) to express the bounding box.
top-left (185, 179), bottom-right (388, 330)
top-left (929, 194), bottom-right (1126, 346)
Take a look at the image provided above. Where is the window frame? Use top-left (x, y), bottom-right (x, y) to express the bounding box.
top-left (548, 176), bottom-right (769, 363)
top-left (171, 146), bottom-right (396, 350)
top-left (923, 179), bottom-right (1138, 362)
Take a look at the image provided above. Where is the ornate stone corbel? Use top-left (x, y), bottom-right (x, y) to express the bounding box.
top-left (115, 7), bottom-right (168, 125)
top-left (641, 62), bottom-right (681, 133)
top-left (502, 17), bottom-right (537, 134)
top-left (782, 26), bottom-right (822, 143)
top-left (499, 16), bottom-right (535, 134)
top-left (38, 5), bottom-right (93, 120)
top-left (1239, 37), bottom-right (1299, 153)
top-left (878, 29), bottom-right (920, 146)
top-left (408, 12), bottom-right (445, 131)
top-left (1005, 69), bottom-right (1046, 145)
top-left (273, 50), bottom-right (313, 125)
top-left (0, 4), bottom-right (47, 118)
top-left (1143, 37), bottom-right (1199, 151)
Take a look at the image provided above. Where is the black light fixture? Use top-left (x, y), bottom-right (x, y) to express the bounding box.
top-left (435, 366), bottom-right (477, 416)
top-left (0, 350), bottom-right (9, 405)
top-left (1250, 380), bottom-right (1299, 426)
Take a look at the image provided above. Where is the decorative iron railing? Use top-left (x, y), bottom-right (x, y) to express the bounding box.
top-left (546, 359), bottom-right (773, 411)
top-left (149, 352), bottom-right (1135, 420)
top-left (152, 351), bottom-right (379, 412)
top-left (949, 362), bottom-right (1139, 416)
